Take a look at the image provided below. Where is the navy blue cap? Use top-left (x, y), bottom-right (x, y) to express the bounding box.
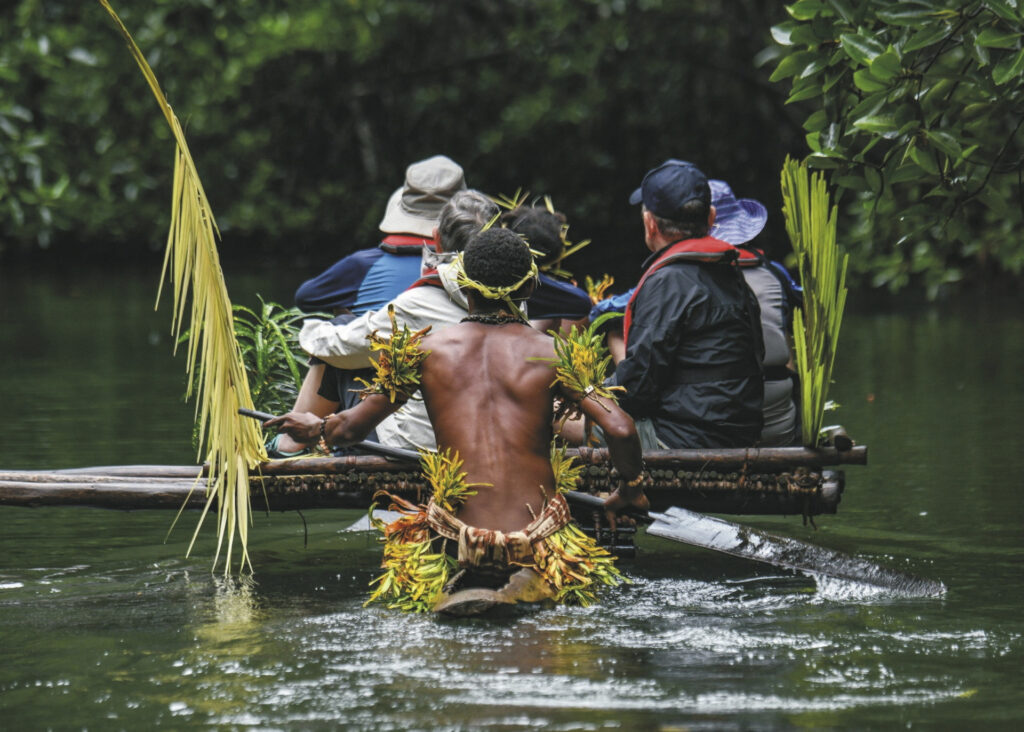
top-left (629, 159), bottom-right (711, 219)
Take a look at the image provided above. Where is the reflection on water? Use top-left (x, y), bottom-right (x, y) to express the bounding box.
top-left (1, 268), bottom-right (1023, 728)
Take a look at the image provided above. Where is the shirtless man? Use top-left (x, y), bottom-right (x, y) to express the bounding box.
top-left (268, 227), bottom-right (647, 611)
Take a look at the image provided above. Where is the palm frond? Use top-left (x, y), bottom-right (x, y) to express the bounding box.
top-left (780, 156), bottom-right (849, 447)
top-left (101, 1), bottom-right (264, 573)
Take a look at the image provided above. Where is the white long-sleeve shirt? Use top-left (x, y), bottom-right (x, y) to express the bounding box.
top-left (298, 262), bottom-right (469, 451)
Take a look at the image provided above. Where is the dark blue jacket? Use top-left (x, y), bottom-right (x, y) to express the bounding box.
top-left (295, 244), bottom-right (424, 315)
top-left (612, 246), bottom-right (764, 448)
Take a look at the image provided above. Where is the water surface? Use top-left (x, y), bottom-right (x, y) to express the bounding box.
top-left (1, 268), bottom-right (1021, 729)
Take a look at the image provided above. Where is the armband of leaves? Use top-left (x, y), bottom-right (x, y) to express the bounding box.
top-left (539, 313), bottom-right (625, 414)
top-left (355, 305), bottom-right (431, 402)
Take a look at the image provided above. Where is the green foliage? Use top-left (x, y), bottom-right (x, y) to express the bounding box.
top-left (770, 0), bottom-right (1024, 296)
top-left (781, 157), bottom-right (848, 447)
top-left (1, 0), bottom-right (798, 283)
top-left (232, 296), bottom-right (307, 416)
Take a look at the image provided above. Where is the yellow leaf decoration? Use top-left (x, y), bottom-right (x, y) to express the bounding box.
top-left (354, 305), bottom-right (431, 403)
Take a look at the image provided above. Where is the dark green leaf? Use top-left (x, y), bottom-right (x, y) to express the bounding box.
top-left (804, 109), bottom-right (829, 132)
top-left (801, 56), bottom-right (830, 78)
top-left (840, 32), bottom-right (885, 65)
top-left (925, 129), bottom-right (963, 158)
top-left (792, 24), bottom-right (826, 46)
top-left (903, 25), bottom-right (949, 53)
top-left (770, 50), bottom-right (817, 81)
top-left (806, 153), bottom-right (843, 169)
top-left (909, 145), bottom-right (940, 175)
top-left (870, 48), bottom-right (902, 81)
top-left (848, 91), bottom-right (887, 120)
top-left (876, 6), bottom-right (937, 26)
top-left (864, 166), bottom-right (882, 193)
top-left (975, 28), bottom-right (1021, 48)
top-left (888, 161), bottom-right (926, 184)
top-left (787, 76), bottom-right (824, 102)
top-left (984, 0), bottom-right (1021, 23)
top-left (788, 0), bottom-right (826, 22)
top-left (993, 48), bottom-right (1024, 84)
top-left (822, 67), bottom-right (848, 92)
top-left (853, 68), bottom-right (888, 91)
top-left (825, 0), bottom-right (856, 24)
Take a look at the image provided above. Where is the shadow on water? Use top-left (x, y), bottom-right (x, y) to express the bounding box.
top-left (1, 266), bottom-right (1023, 728)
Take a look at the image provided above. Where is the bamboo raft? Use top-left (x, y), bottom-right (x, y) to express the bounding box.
top-left (0, 445), bottom-right (865, 517)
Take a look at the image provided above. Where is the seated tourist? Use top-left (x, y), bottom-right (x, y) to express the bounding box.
top-left (587, 159), bottom-right (765, 449)
top-left (709, 179), bottom-right (803, 446)
top-left (270, 155), bottom-right (467, 457)
top-left (295, 190), bottom-right (498, 451)
top-left (267, 227), bottom-right (647, 614)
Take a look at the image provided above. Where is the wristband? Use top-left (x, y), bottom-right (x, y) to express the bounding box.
top-left (317, 416), bottom-right (331, 454)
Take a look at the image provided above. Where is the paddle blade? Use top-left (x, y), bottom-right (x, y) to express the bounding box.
top-left (646, 507), bottom-right (946, 598)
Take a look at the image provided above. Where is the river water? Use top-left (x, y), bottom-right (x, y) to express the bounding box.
top-left (1, 266), bottom-right (1022, 729)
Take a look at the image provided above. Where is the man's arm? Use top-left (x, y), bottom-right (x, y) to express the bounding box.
top-left (564, 387), bottom-right (649, 519)
top-left (265, 393), bottom-right (407, 448)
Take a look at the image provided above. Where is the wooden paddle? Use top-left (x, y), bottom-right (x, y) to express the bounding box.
top-left (241, 409), bottom-right (945, 596)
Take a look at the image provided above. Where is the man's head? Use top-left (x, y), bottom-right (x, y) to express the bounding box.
top-left (630, 159), bottom-right (715, 248)
top-left (461, 228), bottom-right (537, 306)
top-left (499, 205), bottom-right (566, 267)
top-left (379, 155), bottom-right (467, 238)
top-left (437, 190), bottom-right (499, 253)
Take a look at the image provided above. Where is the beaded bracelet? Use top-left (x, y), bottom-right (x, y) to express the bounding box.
top-left (317, 416), bottom-right (331, 454)
top-left (624, 471), bottom-right (648, 489)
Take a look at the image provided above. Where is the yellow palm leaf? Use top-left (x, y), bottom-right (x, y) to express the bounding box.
top-left (101, 1), bottom-right (264, 574)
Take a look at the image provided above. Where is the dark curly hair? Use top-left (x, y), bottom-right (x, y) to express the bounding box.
top-left (499, 206), bottom-right (566, 266)
top-left (463, 227), bottom-right (534, 289)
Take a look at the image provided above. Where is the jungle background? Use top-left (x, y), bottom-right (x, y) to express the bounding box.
top-left (2, 0), bottom-right (1023, 298)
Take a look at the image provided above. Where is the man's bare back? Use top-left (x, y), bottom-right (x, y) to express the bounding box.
top-left (417, 321), bottom-right (561, 532)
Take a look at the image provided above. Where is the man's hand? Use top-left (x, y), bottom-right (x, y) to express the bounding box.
top-left (265, 411), bottom-right (322, 446)
top-left (603, 484), bottom-right (650, 532)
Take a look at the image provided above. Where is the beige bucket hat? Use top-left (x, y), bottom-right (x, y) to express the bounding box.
top-left (378, 155), bottom-right (466, 237)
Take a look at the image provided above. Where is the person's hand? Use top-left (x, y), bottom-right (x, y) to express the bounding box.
top-left (265, 411), bottom-right (322, 446)
top-left (603, 483), bottom-right (650, 532)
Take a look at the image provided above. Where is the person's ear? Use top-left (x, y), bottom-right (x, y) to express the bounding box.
top-left (707, 205), bottom-right (717, 230)
top-left (642, 209), bottom-right (658, 238)
top-left (432, 226), bottom-right (442, 252)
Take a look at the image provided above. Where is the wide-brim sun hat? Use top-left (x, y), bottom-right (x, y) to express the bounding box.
top-left (709, 179), bottom-right (767, 246)
top-left (379, 155), bottom-right (466, 238)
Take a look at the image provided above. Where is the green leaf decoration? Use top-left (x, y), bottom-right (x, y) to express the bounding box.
top-left (780, 157), bottom-right (848, 447)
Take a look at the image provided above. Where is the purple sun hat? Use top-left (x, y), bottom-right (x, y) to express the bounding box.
top-left (709, 179), bottom-right (768, 246)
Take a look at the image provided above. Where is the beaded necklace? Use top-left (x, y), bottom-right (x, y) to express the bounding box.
top-left (461, 311), bottom-right (528, 326)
